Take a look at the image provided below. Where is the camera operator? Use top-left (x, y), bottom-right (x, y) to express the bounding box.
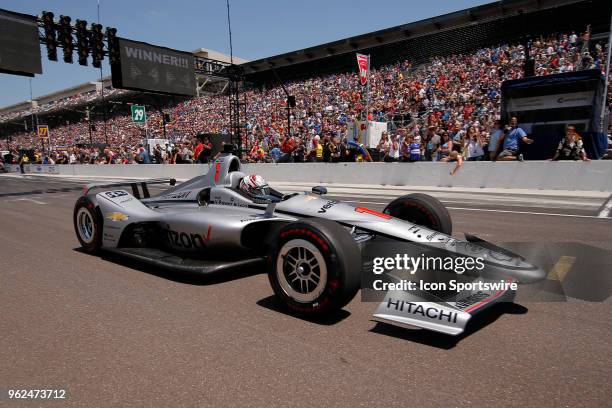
top-left (496, 117), bottom-right (533, 161)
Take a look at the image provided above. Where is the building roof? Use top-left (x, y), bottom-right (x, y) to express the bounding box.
top-left (241, 0), bottom-right (588, 74)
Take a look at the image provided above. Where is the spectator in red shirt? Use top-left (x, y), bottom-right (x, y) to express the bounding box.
top-left (193, 138), bottom-right (204, 163)
top-left (275, 136), bottom-right (295, 163)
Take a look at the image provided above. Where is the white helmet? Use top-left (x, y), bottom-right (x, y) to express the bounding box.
top-left (239, 174), bottom-right (270, 197)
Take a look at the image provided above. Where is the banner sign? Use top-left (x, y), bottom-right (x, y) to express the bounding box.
top-left (508, 91), bottom-right (595, 112)
top-left (131, 105), bottom-right (146, 124)
top-left (37, 125), bottom-right (49, 138)
top-left (111, 38), bottom-right (196, 96)
top-left (4, 164), bottom-right (21, 173)
top-left (145, 138), bottom-right (169, 155)
top-left (23, 164), bottom-right (59, 174)
top-left (356, 54), bottom-right (370, 86)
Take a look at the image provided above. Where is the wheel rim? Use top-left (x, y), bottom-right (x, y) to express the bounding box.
top-left (77, 207), bottom-right (95, 244)
top-left (276, 239), bottom-right (328, 303)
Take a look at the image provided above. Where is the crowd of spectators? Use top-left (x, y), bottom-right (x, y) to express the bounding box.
top-left (2, 30), bottom-right (610, 166)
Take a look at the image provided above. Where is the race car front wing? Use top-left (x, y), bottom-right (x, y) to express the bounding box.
top-left (372, 277), bottom-right (516, 336)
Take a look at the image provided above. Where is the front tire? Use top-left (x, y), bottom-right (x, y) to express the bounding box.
top-left (384, 193), bottom-right (452, 235)
top-left (267, 219), bottom-right (361, 316)
top-left (73, 196), bottom-right (103, 253)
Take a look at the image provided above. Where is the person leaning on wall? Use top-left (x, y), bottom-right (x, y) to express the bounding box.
top-left (548, 124), bottom-right (590, 161)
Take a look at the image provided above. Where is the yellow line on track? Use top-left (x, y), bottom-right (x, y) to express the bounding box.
top-left (547, 256), bottom-right (576, 282)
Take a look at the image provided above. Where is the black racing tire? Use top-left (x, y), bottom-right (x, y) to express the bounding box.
top-left (383, 193), bottom-right (452, 235)
top-left (267, 219), bottom-right (361, 316)
top-left (73, 196), bottom-right (103, 253)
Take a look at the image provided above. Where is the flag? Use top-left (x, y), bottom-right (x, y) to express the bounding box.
top-left (356, 53), bottom-right (370, 86)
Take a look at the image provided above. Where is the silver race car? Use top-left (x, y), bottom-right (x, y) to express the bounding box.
top-left (74, 152), bottom-right (546, 336)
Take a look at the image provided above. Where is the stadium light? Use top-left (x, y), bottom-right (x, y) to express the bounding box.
top-left (75, 19), bottom-right (89, 66)
top-left (58, 15), bottom-right (73, 63)
top-left (90, 23), bottom-right (104, 68)
top-left (41, 11), bottom-right (57, 61)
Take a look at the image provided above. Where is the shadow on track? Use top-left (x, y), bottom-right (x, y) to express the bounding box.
top-left (256, 295), bottom-right (352, 325)
top-left (73, 247), bottom-right (265, 286)
top-left (369, 302), bottom-right (528, 349)
top-left (0, 187), bottom-right (83, 198)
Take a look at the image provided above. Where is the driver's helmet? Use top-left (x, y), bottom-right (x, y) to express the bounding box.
top-left (239, 174), bottom-right (270, 197)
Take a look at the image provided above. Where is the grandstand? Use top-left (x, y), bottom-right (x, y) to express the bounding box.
top-left (0, 0), bottom-right (610, 164)
top-left (0, 48), bottom-right (246, 133)
top-left (243, 0), bottom-right (611, 83)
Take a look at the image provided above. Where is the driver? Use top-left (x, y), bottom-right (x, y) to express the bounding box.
top-left (239, 174), bottom-right (270, 198)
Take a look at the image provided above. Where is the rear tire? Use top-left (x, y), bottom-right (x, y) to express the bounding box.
top-left (383, 193), bottom-right (452, 235)
top-left (73, 196), bottom-right (103, 253)
top-left (267, 219), bottom-right (361, 316)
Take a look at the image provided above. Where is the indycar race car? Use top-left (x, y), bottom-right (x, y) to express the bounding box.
top-left (74, 152), bottom-right (546, 336)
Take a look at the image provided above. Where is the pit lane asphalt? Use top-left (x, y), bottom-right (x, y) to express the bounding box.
top-left (1, 175), bottom-right (611, 407)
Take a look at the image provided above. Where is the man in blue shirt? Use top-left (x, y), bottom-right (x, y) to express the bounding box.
top-left (408, 135), bottom-right (421, 162)
top-left (137, 144), bottom-right (151, 164)
top-left (496, 117), bottom-right (533, 161)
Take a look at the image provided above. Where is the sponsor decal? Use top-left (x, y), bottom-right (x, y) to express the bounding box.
top-left (425, 231), bottom-right (455, 244)
top-left (488, 250), bottom-right (514, 262)
top-left (211, 195), bottom-right (248, 207)
top-left (160, 191), bottom-right (191, 200)
top-left (104, 190), bottom-right (129, 199)
top-left (103, 232), bottom-right (117, 242)
top-left (355, 207), bottom-right (392, 219)
top-left (408, 225), bottom-right (422, 233)
top-left (165, 225), bottom-right (212, 249)
top-left (465, 242), bottom-right (486, 253)
top-left (105, 212), bottom-right (129, 222)
top-left (426, 231), bottom-right (439, 241)
top-left (318, 200), bottom-right (340, 213)
top-left (385, 298), bottom-right (458, 323)
top-left (455, 292), bottom-right (490, 310)
top-left (214, 162), bottom-right (221, 183)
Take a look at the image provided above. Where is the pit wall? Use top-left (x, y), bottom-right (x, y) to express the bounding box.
top-left (15, 161), bottom-right (612, 192)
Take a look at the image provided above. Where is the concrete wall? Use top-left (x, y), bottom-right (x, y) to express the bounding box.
top-left (18, 161), bottom-right (612, 192)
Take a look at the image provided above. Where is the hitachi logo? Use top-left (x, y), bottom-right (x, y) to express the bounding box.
top-left (386, 298), bottom-right (458, 323)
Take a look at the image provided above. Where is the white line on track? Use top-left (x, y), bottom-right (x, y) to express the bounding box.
top-left (597, 194), bottom-right (612, 218)
top-left (340, 200), bottom-right (610, 219)
top-left (444, 206), bottom-right (607, 219)
top-left (13, 198), bottom-right (47, 205)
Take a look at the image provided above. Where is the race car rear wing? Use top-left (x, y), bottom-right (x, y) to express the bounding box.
top-left (82, 178), bottom-right (177, 199)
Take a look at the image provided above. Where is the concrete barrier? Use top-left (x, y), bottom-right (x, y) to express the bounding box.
top-left (3, 164), bottom-right (21, 173)
top-left (18, 161), bottom-right (612, 192)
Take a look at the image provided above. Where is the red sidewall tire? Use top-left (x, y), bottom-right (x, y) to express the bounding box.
top-left (267, 219), bottom-right (361, 316)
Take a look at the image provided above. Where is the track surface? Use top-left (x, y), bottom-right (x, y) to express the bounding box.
top-left (1, 175), bottom-right (611, 407)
